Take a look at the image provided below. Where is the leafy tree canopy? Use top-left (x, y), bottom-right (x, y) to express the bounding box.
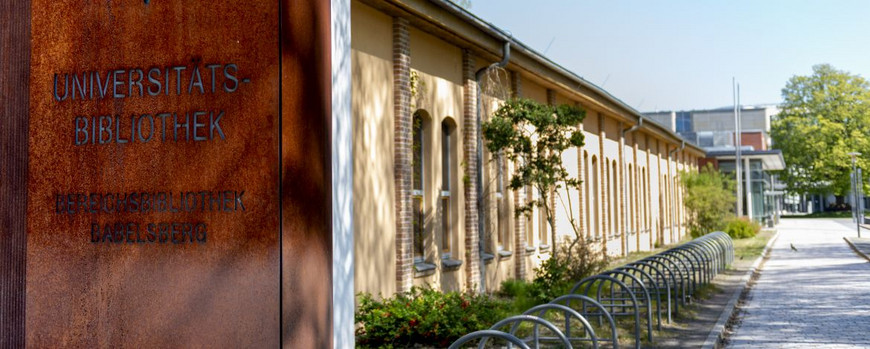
top-left (482, 98), bottom-right (585, 257)
top-left (772, 64), bottom-right (870, 196)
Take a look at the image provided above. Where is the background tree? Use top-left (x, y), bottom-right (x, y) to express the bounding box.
top-left (482, 98), bottom-right (585, 258)
top-left (682, 164), bottom-right (735, 237)
top-left (773, 64), bottom-right (870, 200)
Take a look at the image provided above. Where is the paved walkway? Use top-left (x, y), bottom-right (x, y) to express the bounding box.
top-left (727, 218), bottom-right (870, 348)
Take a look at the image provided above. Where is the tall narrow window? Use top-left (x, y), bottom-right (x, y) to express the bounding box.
top-left (584, 152), bottom-right (591, 239)
top-left (412, 112), bottom-right (425, 262)
top-left (538, 187), bottom-right (548, 247)
top-left (496, 152), bottom-right (508, 251)
top-left (664, 174), bottom-right (670, 232)
top-left (642, 167), bottom-right (648, 232)
top-left (626, 164), bottom-right (637, 233)
top-left (601, 158), bottom-right (613, 239)
top-left (526, 186), bottom-right (535, 249)
top-left (591, 155), bottom-right (599, 240)
top-left (441, 121), bottom-right (453, 258)
top-left (612, 160), bottom-right (618, 236)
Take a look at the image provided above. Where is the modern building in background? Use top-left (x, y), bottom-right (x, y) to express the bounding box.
top-left (644, 105), bottom-right (787, 223)
top-left (645, 105), bottom-right (778, 151)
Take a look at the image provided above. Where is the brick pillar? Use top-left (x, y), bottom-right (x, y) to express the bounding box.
top-left (656, 139), bottom-right (664, 245)
top-left (598, 113), bottom-right (607, 256)
top-left (546, 89), bottom-right (556, 106)
top-left (633, 133), bottom-right (640, 250)
top-left (666, 144), bottom-right (674, 243)
top-left (646, 134), bottom-right (654, 248)
top-left (546, 89), bottom-right (556, 247)
top-left (462, 49), bottom-right (481, 292)
top-left (510, 70), bottom-right (526, 280)
top-left (618, 122), bottom-right (626, 256)
top-left (576, 103), bottom-right (586, 241)
top-left (510, 70), bottom-right (522, 99)
top-left (393, 17), bottom-right (413, 293)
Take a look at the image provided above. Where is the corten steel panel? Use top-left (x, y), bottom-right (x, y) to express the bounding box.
top-left (280, 0), bottom-right (334, 347)
top-left (27, 1), bottom-right (281, 346)
top-left (1, 1), bottom-right (30, 346)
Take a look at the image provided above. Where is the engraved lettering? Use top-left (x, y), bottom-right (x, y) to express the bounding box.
top-left (210, 110), bottom-right (225, 140)
top-left (146, 68), bottom-right (162, 96)
top-left (128, 68), bottom-right (144, 97)
top-left (53, 73), bottom-right (69, 101)
top-left (112, 70), bottom-right (126, 98)
top-left (188, 65), bottom-right (204, 94)
top-left (223, 64), bottom-right (238, 92)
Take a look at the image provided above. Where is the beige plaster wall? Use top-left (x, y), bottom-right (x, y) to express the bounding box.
top-left (351, 1), bottom-right (397, 296)
top-left (408, 27), bottom-right (467, 292)
top-left (522, 77), bottom-right (549, 104)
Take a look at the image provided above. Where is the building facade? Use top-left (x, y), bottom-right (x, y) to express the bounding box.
top-left (644, 105), bottom-right (786, 223)
top-left (352, 0), bottom-right (704, 296)
top-left (645, 105), bottom-right (779, 151)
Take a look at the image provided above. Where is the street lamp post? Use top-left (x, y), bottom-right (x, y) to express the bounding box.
top-left (849, 152), bottom-right (862, 237)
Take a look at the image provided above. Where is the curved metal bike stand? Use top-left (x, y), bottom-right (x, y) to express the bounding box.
top-left (550, 294), bottom-right (618, 349)
top-left (615, 266), bottom-right (662, 330)
top-left (448, 330), bottom-right (530, 349)
top-left (686, 240), bottom-right (717, 277)
top-left (627, 261), bottom-right (672, 324)
top-left (635, 257), bottom-right (677, 318)
top-left (522, 303), bottom-right (598, 349)
top-left (667, 248), bottom-right (702, 293)
top-left (451, 232), bottom-right (735, 349)
top-left (659, 251), bottom-right (695, 300)
top-left (676, 245), bottom-right (709, 284)
top-left (645, 254), bottom-right (687, 309)
top-left (599, 270), bottom-right (654, 341)
top-left (571, 274), bottom-right (643, 349)
top-left (693, 239), bottom-right (721, 278)
top-left (484, 315), bottom-right (572, 349)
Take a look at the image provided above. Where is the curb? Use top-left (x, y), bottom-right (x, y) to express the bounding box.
top-left (700, 230), bottom-right (780, 349)
top-left (844, 237), bottom-right (870, 262)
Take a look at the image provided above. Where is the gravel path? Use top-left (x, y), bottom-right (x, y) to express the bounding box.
top-left (727, 218), bottom-right (870, 348)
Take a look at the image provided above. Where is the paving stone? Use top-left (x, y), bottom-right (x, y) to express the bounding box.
top-left (727, 218), bottom-right (870, 348)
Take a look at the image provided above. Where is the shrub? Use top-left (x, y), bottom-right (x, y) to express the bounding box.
top-left (497, 279), bottom-right (540, 313)
top-left (529, 241), bottom-right (608, 304)
top-left (725, 217), bottom-right (761, 239)
top-left (682, 164), bottom-right (736, 238)
top-left (355, 287), bottom-right (509, 348)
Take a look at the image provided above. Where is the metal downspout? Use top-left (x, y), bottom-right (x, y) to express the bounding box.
top-left (474, 41), bottom-right (510, 293)
top-left (668, 140), bottom-right (686, 240)
top-left (621, 117), bottom-right (643, 253)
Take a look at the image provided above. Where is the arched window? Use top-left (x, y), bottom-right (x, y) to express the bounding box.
top-left (590, 155), bottom-right (599, 240)
top-left (412, 111), bottom-right (429, 262)
top-left (496, 149), bottom-right (510, 253)
top-left (441, 119), bottom-right (456, 259)
top-left (642, 167), bottom-right (648, 232)
top-left (583, 151), bottom-right (590, 239)
top-left (602, 158), bottom-right (613, 239)
top-left (625, 164), bottom-right (637, 232)
top-left (611, 160), bottom-right (618, 236)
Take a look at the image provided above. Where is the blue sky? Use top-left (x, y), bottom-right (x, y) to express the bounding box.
top-left (469, 1), bottom-right (870, 111)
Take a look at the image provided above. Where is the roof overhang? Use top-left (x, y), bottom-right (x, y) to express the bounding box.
top-left (359, 0), bottom-right (706, 157)
top-left (706, 149), bottom-right (786, 171)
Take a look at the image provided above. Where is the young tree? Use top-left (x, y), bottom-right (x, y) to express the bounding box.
top-left (773, 64), bottom-right (870, 200)
top-left (681, 164), bottom-right (735, 237)
top-left (481, 98), bottom-right (585, 258)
